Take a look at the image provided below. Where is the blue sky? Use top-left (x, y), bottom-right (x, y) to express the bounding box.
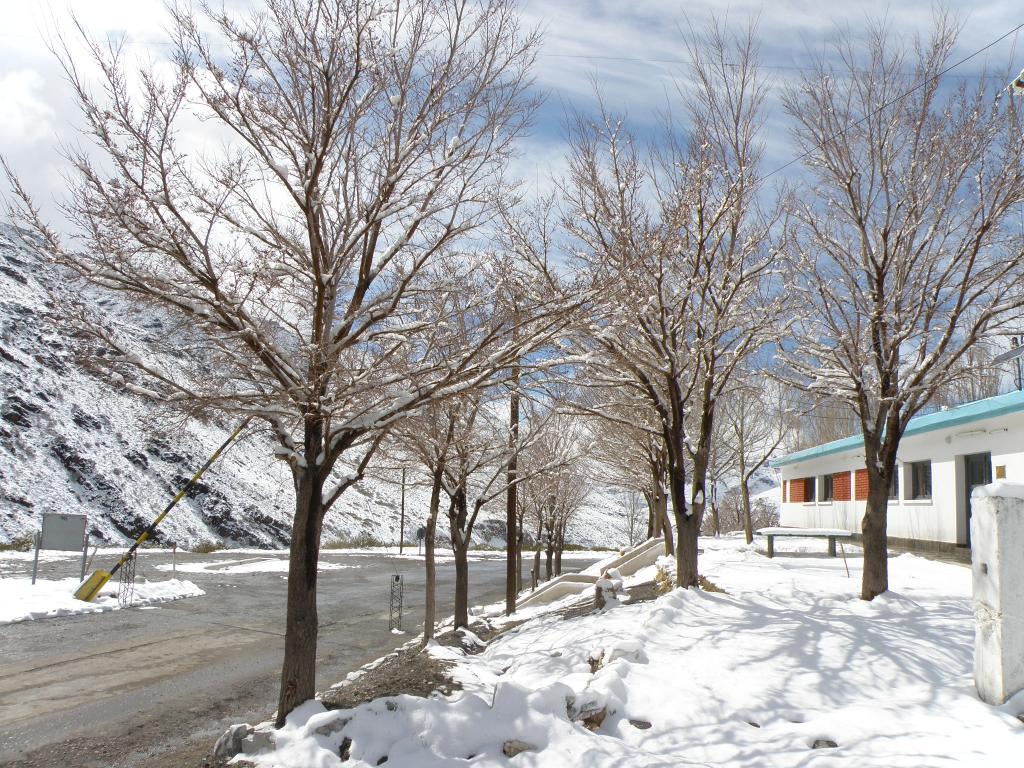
top-left (1, 1), bottom-right (1021, 218)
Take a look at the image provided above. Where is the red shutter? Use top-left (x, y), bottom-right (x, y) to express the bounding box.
top-left (854, 469), bottom-right (869, 501)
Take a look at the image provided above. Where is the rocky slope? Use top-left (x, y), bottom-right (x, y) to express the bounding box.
top-left (0, 225), bottom-right (629, 549)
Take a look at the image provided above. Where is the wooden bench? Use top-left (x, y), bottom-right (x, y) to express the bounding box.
top-left (756, 527), bottom-right (853, 558)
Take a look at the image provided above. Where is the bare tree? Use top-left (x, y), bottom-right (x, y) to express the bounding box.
top-left (621, 489), bottom-right (646, 547)
top-left (439, 389), bottom-right (570, 627)
top-left (5, 0), bottom-right (549, 722)
top-left (789, 395), bottom-right (861, 451)
top-left (564, 22), bottom-right (786, 587)
top-left (495, 195), bottom-right (563, 615)
top-left (517, 412), bottom-right (590, 581)
top-left (718, 375), bottom-right (788, 543)
top-left (931, 335), bottom-right (1005, 408)
top-left (783, 13), bottom-right (1024, 600)
top-left (587, 392), bottom-right (674, 554)
top-left (703, 411), bottom-right (738, 537)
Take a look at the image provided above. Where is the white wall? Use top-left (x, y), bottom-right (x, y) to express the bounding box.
top-left (777, 409), bottom-right (1024, 545)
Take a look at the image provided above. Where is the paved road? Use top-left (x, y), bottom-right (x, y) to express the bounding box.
top-left (0, 549), bottom-right (592, 767)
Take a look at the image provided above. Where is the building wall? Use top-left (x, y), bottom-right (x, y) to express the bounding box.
top-left (776, 409), bottom-right (1024, 545)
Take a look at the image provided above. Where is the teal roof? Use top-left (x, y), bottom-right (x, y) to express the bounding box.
top-left (771, 389), bottom-right (1024, 468)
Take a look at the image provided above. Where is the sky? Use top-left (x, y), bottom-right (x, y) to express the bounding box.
top-left (1, 0), bottom-right (1022, 223)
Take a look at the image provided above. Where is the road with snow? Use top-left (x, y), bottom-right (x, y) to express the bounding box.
top-left (0, 549), bottom-right (597, 767)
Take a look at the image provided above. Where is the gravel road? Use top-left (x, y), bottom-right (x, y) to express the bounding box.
top-left (0, 548), bottom-right (594, 767)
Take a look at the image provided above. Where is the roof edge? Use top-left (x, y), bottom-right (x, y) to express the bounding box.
top-left (770, 390), bottom-right (1024, 469)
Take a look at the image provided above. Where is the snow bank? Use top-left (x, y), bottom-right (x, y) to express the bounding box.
top-left (0, 576), bottom-right (204, 624)
top-left (241, 537), bottom-right (1023, 767)
top-left (972, 480), bottom-right (1024, 500)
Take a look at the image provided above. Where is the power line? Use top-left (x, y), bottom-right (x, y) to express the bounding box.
top-left (539, 51), bottom-right (981, 79)
top-left (29, 20), bottom-right (1024, 188)
top-left (759, 22), bottom-right (1024, 182)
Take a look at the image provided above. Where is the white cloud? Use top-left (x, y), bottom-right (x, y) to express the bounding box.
top-left (0, 69), bottom-right (55, 146)
top-left (0, 0), bottom-right (1021, 225)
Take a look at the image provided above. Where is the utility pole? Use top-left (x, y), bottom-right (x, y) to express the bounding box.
top-left (399, 467), bottom-right (406, 553)
top-left (505, 368), bottom-right (520, 615)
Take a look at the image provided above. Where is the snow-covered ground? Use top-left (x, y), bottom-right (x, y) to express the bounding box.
top-left (241, 535), bottom-right (1024, 767)
top-left (0, 576), bottom-right (204, 624)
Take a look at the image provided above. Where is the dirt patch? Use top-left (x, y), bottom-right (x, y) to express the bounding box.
top-left (698, 576), bottom-right (727, 594)
top-left (319, 646), bottom-right (460, 710)
top-left (319, 620), bottom-right (510, 712)
top-left (625, 581), bottom-right (662, 603)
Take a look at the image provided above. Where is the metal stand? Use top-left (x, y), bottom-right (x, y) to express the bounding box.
top-left (31, 532), bottom-right (41, 585)
top-left (80, 534), bottom-right (89, 581)
top-left (389, 574), bottom-right (403, 632)
top-left (118, 552), bottom-right (137, 607)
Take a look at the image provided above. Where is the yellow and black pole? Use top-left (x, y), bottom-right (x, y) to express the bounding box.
top-left (74, 417), bottom-right (252, 602)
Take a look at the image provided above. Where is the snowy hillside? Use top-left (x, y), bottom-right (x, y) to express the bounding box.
top-left (0, 225), bottom-right (628, 550)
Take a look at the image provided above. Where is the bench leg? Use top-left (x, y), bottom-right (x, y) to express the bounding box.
top-left (828, 536), bottom-right (836, 557)
top-left (767, 536), bottom-right (774, 558)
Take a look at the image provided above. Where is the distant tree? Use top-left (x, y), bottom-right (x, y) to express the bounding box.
top-left (783, 13), bottom-right (1024, 600)
top-left (621, 489), bottom-right (646, 547)
top-left (791, 396), bottom-right (861, 451)
top-left (439, 391), bottom-right (571, 628)
top-left (5, 0), bottom-right (546, 723)
top-left (703, 409), bottom-right (738, 537)
top-left (718, 375), bottom-right (788, 543)
top-left (518, 413), bottom-right (590, 581)
top-left (931, 335), bottom-right (1005, 408)
top-left (587, 391), bottom-right (674, 555)
top-left (565, 21), bottom-right (787, 587)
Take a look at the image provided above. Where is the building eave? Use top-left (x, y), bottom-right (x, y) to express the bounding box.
top-left (770, 390), bottom-right (1024, 469)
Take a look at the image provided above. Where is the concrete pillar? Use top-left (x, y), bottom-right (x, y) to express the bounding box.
top-left (971, 486), bottom-right (1024, 705)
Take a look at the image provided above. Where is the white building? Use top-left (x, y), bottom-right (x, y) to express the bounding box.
top-left (771, 390), bottom-right (1024, 551)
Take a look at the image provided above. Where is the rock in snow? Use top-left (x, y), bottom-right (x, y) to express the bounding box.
top-left (212, 723), bottom-right (251, 761)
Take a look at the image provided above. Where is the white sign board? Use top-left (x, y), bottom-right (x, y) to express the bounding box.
top-left (40, 513), bottom-right (87, 551)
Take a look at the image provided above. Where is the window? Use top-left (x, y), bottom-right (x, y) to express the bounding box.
top-left (819, 474), bottom-right (833, 502)
top-left (804, 476), bottom-right (816, 502)
top-left (909, 461), bottom-right (932, 500)
top-left (888, 468), bottom-right (899, 500)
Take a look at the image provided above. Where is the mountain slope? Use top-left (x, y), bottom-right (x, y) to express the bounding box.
top-left (0, 225), bottom-right (627, 549)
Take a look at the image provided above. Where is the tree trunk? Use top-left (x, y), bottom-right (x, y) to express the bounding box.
top-left (532, 548), bottom-right (541, 589)
top-left (505, 385), bottom-right (519, 615)
top-left (422, 467), bottom-right (444, 643)
top-left (554, 522), bottom-right (563, 576)
top-left (276, 461), bottom-right (325, 727)
top-left (453, 542), bottom-right (470, 629)
top-left (645, 490), bottom-right (656, 540)
top-left (670, 456), bottom-right (699, 588)
top-left (544, 537), bottom-right (553, 581)
top-left (516, 529), bottom-right (524, 593)
top-left (450, 487), bottom-right (471, 629)
top-left (861, 456), bottom-right (892, 601)
top-left (667, 460), bottom-right (693, 585)
top-left (739, 453), bottom-right (753, 545)
top-left (656, 478), bottom-right (674, 556)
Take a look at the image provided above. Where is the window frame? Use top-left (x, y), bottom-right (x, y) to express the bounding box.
top-left (819, 473), bottom-right (834, 503)
top-left (803, 476), bottom-right (816, 504)
top-left (908, 460), bottom-right (932, 501)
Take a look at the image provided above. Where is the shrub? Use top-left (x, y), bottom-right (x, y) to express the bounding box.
top-left (191, 540), bottom-right (221, 554)
top-left (322, 532), bottom-right (385, 549)
top-left (0, 535), bottom-right (33, 552)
